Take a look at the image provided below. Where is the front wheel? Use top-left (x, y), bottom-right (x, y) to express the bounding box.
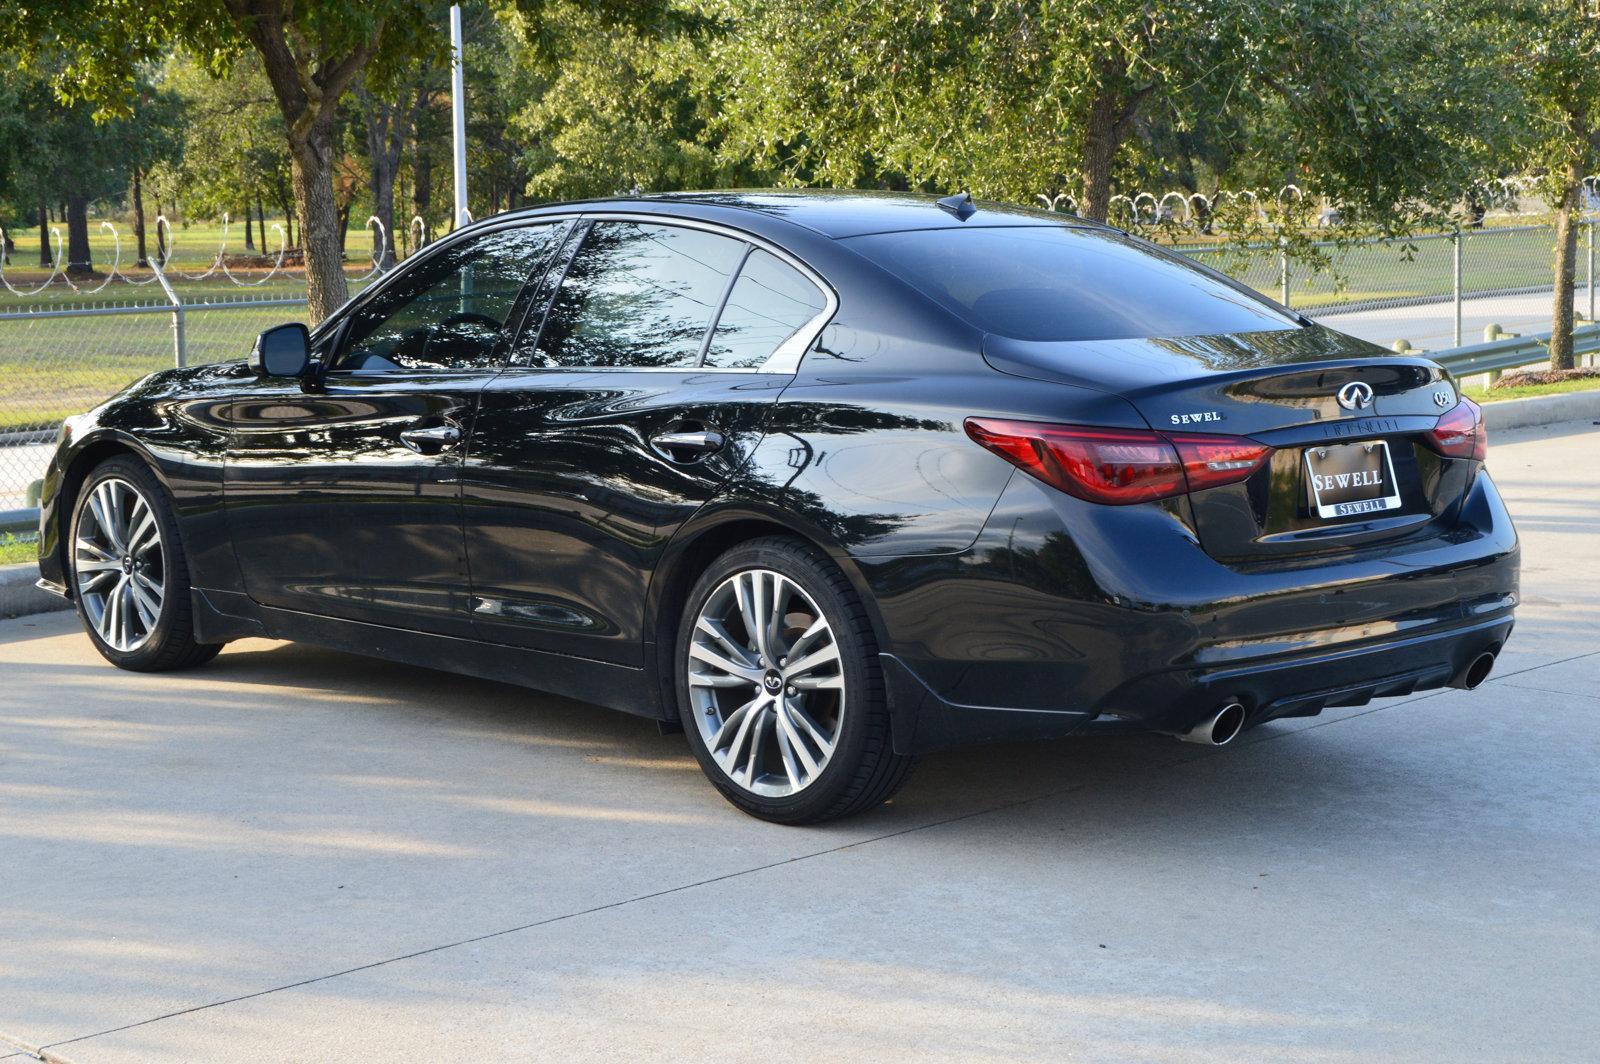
top-left (69, 456), bottom-right (222, 671)
top-left (676, 537), bottom-right (914, 824)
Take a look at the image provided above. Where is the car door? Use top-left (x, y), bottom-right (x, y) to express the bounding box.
top-left (223, 221), bottom-right (569, 635)
top-left (463, 216), bottom-right (834, 663)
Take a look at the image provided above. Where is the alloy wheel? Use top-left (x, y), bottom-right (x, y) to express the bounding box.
top-left (74, 477), bottom-right (165, 652)
top-left (686, 568), bottom-right (846, 798)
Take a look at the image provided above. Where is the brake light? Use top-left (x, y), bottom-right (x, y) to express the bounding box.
top-left (1425, 397), bottom-right (1486, 461)
top-left (964, 418), bottom-right (1272, 505)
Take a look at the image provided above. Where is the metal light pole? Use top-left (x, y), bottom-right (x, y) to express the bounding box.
top-left (450, 4), bottom-right (469, 229)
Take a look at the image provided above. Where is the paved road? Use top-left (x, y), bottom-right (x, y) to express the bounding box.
top-left (1313, 288), bottom-right (1593, 353)
top-left (1, 420), bottom-right (1598, 1063)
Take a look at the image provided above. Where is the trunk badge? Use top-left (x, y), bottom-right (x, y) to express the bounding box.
top-left (1433, 389), bottom-right (1453, 408)
top-left (1336, 381), bottom-right (1375, 411)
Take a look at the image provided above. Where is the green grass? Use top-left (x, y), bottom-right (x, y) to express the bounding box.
top-left (1182, 225), bottom-right (1562, 309)
top-left (0, 533), bottom-right (38, 566)
top-left (0, 219), bottom-right (384, 309)
top-left (1464, 375), bottom-right (1600, 402)
top-left (0, 302), bottom-right (301, 430)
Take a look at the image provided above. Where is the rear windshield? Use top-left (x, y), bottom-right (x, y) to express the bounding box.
top-left (844, 226), bottom-right (1298, 342)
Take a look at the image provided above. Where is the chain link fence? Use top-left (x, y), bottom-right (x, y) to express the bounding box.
top-left (2, 218), bottom-right (1595, 526)
top-left (0, 294), bottom-right (307, 513)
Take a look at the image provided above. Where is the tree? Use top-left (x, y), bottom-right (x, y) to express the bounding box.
top-left (6, 0), bottom-right (690, 323)
top-left (5, 1), bottom-right (445, 320)
top-left (1498, 0), bottom-right (1600, 369)
top-left (161, 55), bottom-right (293, 259)
top-left (709, 0), bottom-right (1509, 231)
top-left (0, 70), bottom-right (180, 275)
top-left (509, 2), bottom-right (761, 200)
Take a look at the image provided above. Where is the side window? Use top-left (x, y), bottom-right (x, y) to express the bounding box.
top-left (336, 223), bottom-right (562, 373)
top-left (537, 221), bottom-right (745, 368)
top-left (704, 249), bottom-right (828, 369)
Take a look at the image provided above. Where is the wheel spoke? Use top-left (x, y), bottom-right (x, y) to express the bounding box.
top-left (742, 704), bottom-right (768, 783)
top-left (129, 576), bottom-right (162, 627)
top-left (763, 574), bottom-right (789, 662)
top-left (75, 537), bottom-right (117, 564)
top-left (738, 572), bottom-right (770, 662)
top-left (773, 713), bottom-right (803, 789)
top-left (688, 642), bottom-right (764, 684)
top-left (88, 486), bottom-right (120, 551)
top-left (695, 615), bottom-right (757, 668)
top-left (785, 642), bottom-right (840, 684)
top-left (776, 702), bottom-right (822, 777)
top-left (707, 695), bottom-right (761, 752)
top-left (126, 504), bottom-right (159, 556)
top-left (783, 616), bottom-right (828, 662)
top-left (785, 697), bottom-right (837, 757)
top-left (713, 697), bottom-right (765, 780)
top-left (98, 576), bottom-right (123, 643)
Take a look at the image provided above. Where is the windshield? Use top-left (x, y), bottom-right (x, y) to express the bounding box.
top-left (845, 225), bottom-right (1298, 342)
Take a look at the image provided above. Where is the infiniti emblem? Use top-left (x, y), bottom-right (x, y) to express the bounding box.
top-left (763, 671), bottom-right (783, 693)
top-left (1336, 381), bottom-right (1375, 411)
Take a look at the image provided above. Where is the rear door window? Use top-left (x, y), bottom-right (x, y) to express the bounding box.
top-left (844, 225), bottom-right (1297, 342)
top-left (536, 221), bottom-right (746, 368)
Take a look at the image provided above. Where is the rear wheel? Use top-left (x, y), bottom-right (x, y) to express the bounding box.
top-left (70, 457), bottom-right (222, 671)
top-left (676, 537), bottom-right (914, 824)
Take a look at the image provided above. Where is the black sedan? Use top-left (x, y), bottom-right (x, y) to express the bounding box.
top-left (35, 191), bottom-right (1519, 823)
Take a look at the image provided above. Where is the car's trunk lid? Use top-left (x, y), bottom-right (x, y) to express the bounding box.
top-left (983, 325), bottom-right (1473, 561)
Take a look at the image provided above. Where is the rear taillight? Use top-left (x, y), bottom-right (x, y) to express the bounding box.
top-left (964, 418), bottom-right (1272, 505)
top-left (1425, 397), bottom-right (1486, 461)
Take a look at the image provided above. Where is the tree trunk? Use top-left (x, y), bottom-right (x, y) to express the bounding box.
top-left (244, 200), bottom-right (256, 251)
top-left (65, 195), bottom-right (93, 274)
top-left (337, 198), bottom-right (352, 254)
top-left (38, 202), bottom-right (52, 267)
top-left (1079, 70), bottom-right (1151, 224)
top-left (132, 168), bottom-right (149, 268)
top-left (290, 122), bottom-right (350, 324)
top-left (359, 87), bottom-right (404, 269)
top-left (414, 151), bottom-right (432, 244)
top-left (154, 195), bottom-right (167, 262)
top-left (1550, 159), bottom-right (1583, 371)
top-left (257, 196), bottom-right (268, 250)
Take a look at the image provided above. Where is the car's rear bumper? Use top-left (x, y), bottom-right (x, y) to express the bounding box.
top-left (868, 467), bottom-right (1519, 754)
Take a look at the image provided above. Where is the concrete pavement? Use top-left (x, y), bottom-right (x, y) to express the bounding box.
top-left (1, 420), bottom-right (1597, 1062)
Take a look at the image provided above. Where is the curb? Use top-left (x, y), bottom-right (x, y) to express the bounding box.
top-left (0, 562), bottom-right (69, 620)
top-left (1481, 389), bottom-right (1600, 431)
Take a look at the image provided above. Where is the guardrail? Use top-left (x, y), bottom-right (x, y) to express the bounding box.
top-left (1430, 323), bottom-right (1600, 378)
top-left (2, 324), bottom-right (1594, 543)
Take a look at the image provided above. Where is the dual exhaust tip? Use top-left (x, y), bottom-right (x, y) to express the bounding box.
top-left (1172, 649), bottom-right (1497, 748)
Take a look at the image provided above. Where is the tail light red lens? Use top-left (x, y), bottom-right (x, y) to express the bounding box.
top-left (1425, 397), bottom-right (1487, 461)
top-left (964, 418), bottom-right (1272, 505)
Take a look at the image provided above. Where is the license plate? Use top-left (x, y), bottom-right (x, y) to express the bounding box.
top-left (1304, 440), bottom-right (1401, 519)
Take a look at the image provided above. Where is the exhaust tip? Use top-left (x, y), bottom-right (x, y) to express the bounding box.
top-left (1456, 651), bottom-right (1497, 691)
top-left (1179, 702), bottom-right (1247, 746)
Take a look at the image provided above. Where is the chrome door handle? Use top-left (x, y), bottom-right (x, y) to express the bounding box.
top-left (400, 423), bottom-right (462, 452)
top-left (650, 430), bottom-right (725, 458)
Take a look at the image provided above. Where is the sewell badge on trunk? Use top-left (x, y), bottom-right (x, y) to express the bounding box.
top-left (1304, 440), bottom-right (1402, 519)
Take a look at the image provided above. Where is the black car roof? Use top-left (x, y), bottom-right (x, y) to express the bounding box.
top-left (497, 188), bottom-right (1108, 240)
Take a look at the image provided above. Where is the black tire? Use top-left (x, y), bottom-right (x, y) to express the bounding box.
top-left (68, 456), bottom-right (223, 672)
top-left (675, 536), bottom-right (915, 824)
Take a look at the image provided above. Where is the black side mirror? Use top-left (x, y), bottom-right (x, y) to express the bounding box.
top-left (250, 323), bottom-right (312, 378)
